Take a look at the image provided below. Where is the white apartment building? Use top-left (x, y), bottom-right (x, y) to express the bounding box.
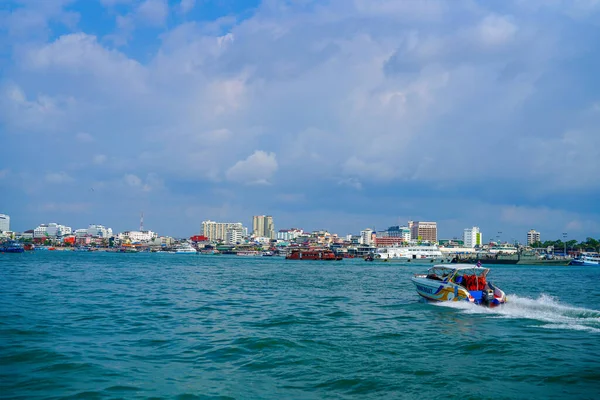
top-left (46, 223), bottom-right (72, 237)
top-left (74, 228), bottom-right (89, 237)
top-left (360, 228), bottom-right (374, 246)
top-left (463, 227), bottom-right (483, 248)
top-left (226, 227), bottom-right (244, 245)
top-left (277, 228), bottom-right (303, 241)
top-left (34, 224), bottom-right (48, 238)
top-left (86, 225), bottom-right (113, 238)
top-left (0, 214), bottom-right (10, 232)
top-left (527, 229), bottom-right (541, 246)
top-left (202, 220), bottom-right (245, 242)
top-left (119, 230), bottom-right (157, 242)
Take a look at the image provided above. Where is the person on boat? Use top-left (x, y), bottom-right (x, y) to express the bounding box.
top-left (476, 260), bottom-right (482, 267)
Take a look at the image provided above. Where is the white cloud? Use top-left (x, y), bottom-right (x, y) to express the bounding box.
top-left (124, 174), bottom-right (142, 187)
top-left (179, 0), bottom-right (196, 14)
top-left (46, 172), bottom-right (74, 184)
top-left (226, 151), bottom-right (278, 184)
top-left (478, 14), bottom-right (518, 46)
top-left (137, 0), bottom-right (169, 27)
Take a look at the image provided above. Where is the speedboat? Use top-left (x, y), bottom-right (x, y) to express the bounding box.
top-left (411, 264), bottom-right (507, 307)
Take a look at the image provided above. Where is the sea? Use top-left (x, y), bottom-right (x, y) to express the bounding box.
top-left (1, 252), bottom-right (599, 399)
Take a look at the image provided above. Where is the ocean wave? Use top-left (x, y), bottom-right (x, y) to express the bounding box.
top-left (435, 294), bottom-right (600, 332)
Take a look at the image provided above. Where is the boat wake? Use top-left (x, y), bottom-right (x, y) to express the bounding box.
top-left (435, 294), bottom-right (600, 333)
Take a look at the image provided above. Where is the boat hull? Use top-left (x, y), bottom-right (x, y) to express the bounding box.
top-left (411, 277), bottom-right (470, 302)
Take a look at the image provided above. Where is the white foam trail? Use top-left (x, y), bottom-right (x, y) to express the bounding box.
top-left (434, 294), bottom-right (600, 332)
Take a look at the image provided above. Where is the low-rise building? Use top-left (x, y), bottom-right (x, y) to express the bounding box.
top-left (119, 230), bottom-right (157, 242)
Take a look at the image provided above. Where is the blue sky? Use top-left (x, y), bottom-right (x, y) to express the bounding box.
top-left (1, 0), bottom-right (599, 241)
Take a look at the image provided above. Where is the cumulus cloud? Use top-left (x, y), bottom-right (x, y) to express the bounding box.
top-left (226, 151), bottom-right (278, 185)
top-left (1, 0), bottom-right (599, 238)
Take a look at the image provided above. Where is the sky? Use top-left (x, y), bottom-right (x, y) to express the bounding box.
top-left (0, 0), bottom-right (599, 241)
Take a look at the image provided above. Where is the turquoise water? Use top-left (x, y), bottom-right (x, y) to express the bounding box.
top-left (1, 253), bottom-right (599, 399)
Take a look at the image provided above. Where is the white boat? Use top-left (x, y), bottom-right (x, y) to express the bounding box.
top-left (369, 244), bottom-right (453, 264)
top-left (571, 252), bottom-right (600, 266)
top-left (174, 243), bottom-right (197, 254)
top-left (411, 264), bottom-right (507, 307)
top-left (236, 250), bottom-right (260, 256)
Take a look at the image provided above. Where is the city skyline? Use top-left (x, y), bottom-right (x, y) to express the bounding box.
top-left (1, 1), bottom-right (599, 240)
top-left (1, 210), bottom-right (595, 245)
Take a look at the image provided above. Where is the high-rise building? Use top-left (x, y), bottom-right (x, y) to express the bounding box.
top-left (527, 229), bottom-right (540, 245)
top-left (360, 228), bottom-right (374, 245)
top-left (463, 227), bottom-right (482, 248)
top-left (252, 215), bottom-right (275, 239)
top-left (409, 221), bottom-right (437, 243)
top-left (201, 220), bottom-right (245, 242)
top-left (0, 214), bottom-right (9, 232)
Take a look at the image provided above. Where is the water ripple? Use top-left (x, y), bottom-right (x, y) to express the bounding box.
top-left (1, 254), bottom-right (599, 399)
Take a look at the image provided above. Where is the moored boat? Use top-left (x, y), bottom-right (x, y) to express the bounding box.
top-left (237, 250), bottom-right (260, 256)
top-left (173, 243), bottom-right (198, 254)
top-left (411, 264), bottom-right (506, 307)
top-left (368, 244), bottom-right (453, 264)
top-left (0, 240), bottom-right (25, 253)
top-left (571, 252), bottom-right (600, 266)
top-left (286, 249), bottom-right (342, 261)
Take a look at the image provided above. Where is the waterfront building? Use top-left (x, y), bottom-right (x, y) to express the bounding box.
top-left (34, 224), bottom-right (48, 238)
top-left (201, 220), bottom-right (245, 242)
top-left (0, 214), bottom-right (10, 232)
top-left (409, 221), bottom-right (438, 243)
top-left (252, 215), bottom-right (275, 239)
top-left (375, 237), bottom-right (405, 247)
top-left (150, 236), bottom-right (174, 247)
top-left (46, 223), bottom-right (72, 237)
top-left (74, 229), bottom-right (89, 237)
top-left (277, 228), bottom-right (303, 241)
top-left (360, 229), bottom-right (374, 246)
top-left (119, 230), bottom-right (157, 242)
top-left (379, 226), bottom-right (411, 241)
top-left (463, 227), bottom-right (482, 248)
top-left (226, 226), bottom-right (245, 245)
top-left (86, 225), bottom-right (113, 238)
top-left (527, 229), bottom-right (541, 246)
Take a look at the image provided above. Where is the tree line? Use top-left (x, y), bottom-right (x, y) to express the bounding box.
top-left (530, 237), bottom-right (600, 252)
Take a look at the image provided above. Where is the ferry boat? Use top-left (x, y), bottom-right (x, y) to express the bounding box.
top-left (368, 245), bottom-right (453, 264)
top-left (174, 243), bottom-right (198, 254)
top-left (411, 264), bottom-right (507, 307)
top-left (286, 249), bottom-right (343, 261)
top-left (571, 252), bottom-right (600, 266)
top-left (0, 241), bottom-right (25, 253)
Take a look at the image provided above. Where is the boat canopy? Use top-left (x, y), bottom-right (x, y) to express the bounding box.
top-left (426, 265), bottom-right (489, 279)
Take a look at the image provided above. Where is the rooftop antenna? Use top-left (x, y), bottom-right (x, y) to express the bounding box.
top-left (140, 211), bottom-right (144, 232)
